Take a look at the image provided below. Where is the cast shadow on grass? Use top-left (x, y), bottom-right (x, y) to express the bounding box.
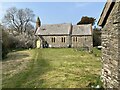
top-left (2, 51), bottom-right (30, 62)
top-left (2, 49), bottom-right (52, 88)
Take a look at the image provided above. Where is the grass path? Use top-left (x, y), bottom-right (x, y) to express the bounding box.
top-left (2, 48), bottom-right (102, 88)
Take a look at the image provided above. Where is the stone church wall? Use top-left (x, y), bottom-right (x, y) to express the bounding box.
top-left (101, 2), bottom-right (120, 88)
top-left (40, 35), bottom-right (70, 48)
top-left (71, 36), bottom-right (93, 50)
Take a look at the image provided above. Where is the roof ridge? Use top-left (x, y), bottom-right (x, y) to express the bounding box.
top-left (42, 23), bottom-right (72, 26)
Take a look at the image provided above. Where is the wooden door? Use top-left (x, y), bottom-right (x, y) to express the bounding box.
top-left (36, 39), bottom-right (41, 48)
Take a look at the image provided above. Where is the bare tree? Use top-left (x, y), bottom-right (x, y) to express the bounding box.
top-left (2, 7), bottom-right (35, 34)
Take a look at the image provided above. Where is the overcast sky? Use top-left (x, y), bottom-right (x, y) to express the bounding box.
top-left (0, 2), bottom-right (106, 26)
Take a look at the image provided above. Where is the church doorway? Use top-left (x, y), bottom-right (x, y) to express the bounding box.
top-left (36, 39), bottom-right (41, 48)
top-left (43, 41), bottom-right (49, 48)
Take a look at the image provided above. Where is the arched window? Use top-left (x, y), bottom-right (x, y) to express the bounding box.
top-left (51, 37), bottom-right (55, 43)
top-left (73, 37), bottom-right (78, 42)
top-left (54, 37), bottom-right (55, 43)
top-left (64, 37), bottom-right (65, 43)
top-left (76, 37), bottom-right (77, 42)
top-left (51, 37), bottom-right (54, 43)
top-left (73, 37), bottom-right (75, 42)
top-left (61, 37), bottom-right (63, 42)
top-left (61, 37), bottom-right (65, 43)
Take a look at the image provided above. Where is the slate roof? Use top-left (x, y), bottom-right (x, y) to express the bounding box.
top-left (72, 24), bottom-right (92, 36)
top-left (35, 23), bottom-right (72, 35)
top-left (98, 0), bottom-right (115, 27)
top-left (35, 23), bottom-right (92, 36)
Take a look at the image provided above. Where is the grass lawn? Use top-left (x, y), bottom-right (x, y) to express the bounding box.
top-left (2, 48), bottom-right (102, 88)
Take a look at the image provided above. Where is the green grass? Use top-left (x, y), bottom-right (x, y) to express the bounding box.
top-left (92, 47), bottom-right (102, 57)
top-left (2, 48), bottom-right (102, 88)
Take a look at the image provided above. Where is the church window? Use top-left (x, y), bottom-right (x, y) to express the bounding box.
top-left (51, 37), bottom-right (55, 43)
top-left (61, 37), bottom-right (65, 43)
top-left (54, 37), bottom-right (55, 43)
top-left (73, 37), bottom-right (75, 42)
top-left (61, 37), bottom-right (63, 42)
top-left (76, 37), bottom-right (77, 42)
top-left (64, 37), bottom-right (65, 43)
top-left (73, 37), bottom-right (78, 42)
top-left (51, 37), bottom-right (54, 42)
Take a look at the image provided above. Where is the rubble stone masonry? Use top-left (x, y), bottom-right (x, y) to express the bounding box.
top-left (101, 2), bottom-right (120, 89)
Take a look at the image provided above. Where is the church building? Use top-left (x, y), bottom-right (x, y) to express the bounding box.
top-left (35, 17), bottom-right (93, 50)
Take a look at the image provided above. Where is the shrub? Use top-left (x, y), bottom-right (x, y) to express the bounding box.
top-left (93, 29), bottom-right (101, 47)
top-left (8, 34), bottom-right (18, 49)
top-left (2, 30), bottom-right (10, 59)
top-left (7, 32), bottom-right (36, 49)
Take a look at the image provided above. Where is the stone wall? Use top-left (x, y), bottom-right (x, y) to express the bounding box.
top-left (101, 2), bottom-right (120, 88)
top-left (39, 35), bottom-right (70, 48)
top-left (71, 35), bottom-right (93, 50)
top-left (39, 35), bottom-right (93, 49)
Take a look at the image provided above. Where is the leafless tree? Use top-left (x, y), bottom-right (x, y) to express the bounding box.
top-left (2, 7), bottom-right (35, 34)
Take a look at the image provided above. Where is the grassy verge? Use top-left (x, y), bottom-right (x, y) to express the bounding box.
top-left (2, 48), bottom-right (102, 88)
top-left (92, 47), bottom-right (102, 57)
